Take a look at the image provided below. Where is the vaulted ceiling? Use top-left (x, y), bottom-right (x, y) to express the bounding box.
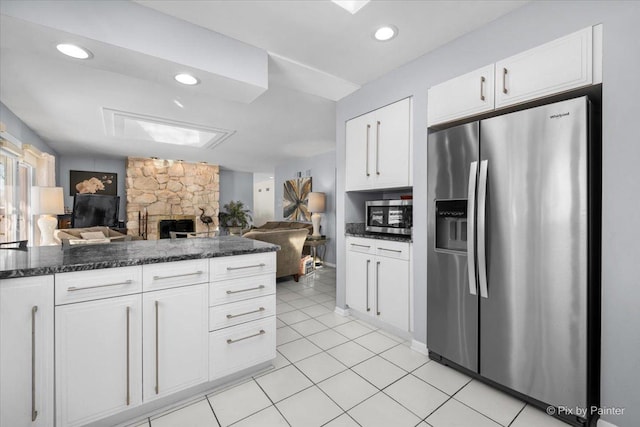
top-left (0, 0), bottom-right (527, 172)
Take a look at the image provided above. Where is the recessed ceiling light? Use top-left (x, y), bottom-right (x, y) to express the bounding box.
top-left (174, 73), bottom-right (199, 85)
top-left (56, 43), bottom-right (92, 59)
top-left (332, 0), bottom-right (370, 14)
top-left (374, 25), bottom-right (398, 41)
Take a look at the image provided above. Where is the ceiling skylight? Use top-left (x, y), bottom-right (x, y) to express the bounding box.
top-left (103, 108), bottom-right (235, 149)
top-left (332, 0), bottom-right (370, 15)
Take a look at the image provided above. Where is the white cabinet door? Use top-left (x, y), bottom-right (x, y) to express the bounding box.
top-left (345, 249), bottom-right (372, 315)
top-left (495, 27), bottom-right (593, 108)
top-left (55, 294), bottom-right (142, 427)
top-left (345, 112), bottom-right (374, 191)
top-left (427, 64), bottom-right (495, 126)
top-left (376, 257), bottom-right (410, 331)
top-left (373, 98), bottom-right (412, 189)
top-left (0, 276), bottom-right (53, 427)
top-left (143, 284), bottom-right (208, 401)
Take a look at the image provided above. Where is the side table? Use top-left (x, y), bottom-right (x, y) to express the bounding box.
top-left (304, 236), bottom-right (328, 269)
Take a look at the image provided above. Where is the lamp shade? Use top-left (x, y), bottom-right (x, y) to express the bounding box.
top-left (32, 186), bottom-right (65, 215)
top-left (308, 192), bottom-right (326, 213)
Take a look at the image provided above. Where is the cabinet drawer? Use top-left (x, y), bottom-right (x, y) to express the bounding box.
top-left (347, 237), bottom-right (375, 255)
top-left (375, 240), bottom-right (410, 260)
top-left (209, 295), bottom-right (276, 331)
top-left (209, 274), bottom-right (275, 306)
top-left (210, 253), bottom-right (275, 282)
top-left (55, 266), bottom-right (142, 305)
top-left (143, 259), bottom-right (208, 291)
top-left (209, 316), bottom-right (276, 381)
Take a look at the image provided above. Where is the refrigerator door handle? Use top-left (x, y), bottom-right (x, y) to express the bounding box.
top-left (467, 161), bottom-right (478, 296)
top-left (477, 160), bottom-right (489, 298)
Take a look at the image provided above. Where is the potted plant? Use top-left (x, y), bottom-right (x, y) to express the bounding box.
top-left (218, 200), bottom-right (252, 235)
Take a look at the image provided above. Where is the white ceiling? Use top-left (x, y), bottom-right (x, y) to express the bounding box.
top-left (0, 0), bottom-right (527, 173)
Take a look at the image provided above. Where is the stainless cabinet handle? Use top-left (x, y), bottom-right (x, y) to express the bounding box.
top-left (376, 261), bottom-right (381, 315)
top-left (227, 329), bottom-right (266, 344)
top-left (366, 124), bottom-right (371, 177)
top-left (502, 68), bottom-right (508, 94)
top-left (376, 121), bottom-right (381, 175)
top-left (350, 243), bottom-right (371, 249)
top-left (226, 285), bottom-right (265, 294)
top-left (477, 160), bottom-right (489, 299)
top-left (467, 161), bottom-right (478, 296)
top-left (480, 76), bottom-right (486, 101)
top-left (226, 263), bottom-right (265, 271)
top-left (126, 306), bottom-right (130, 406)
top-left (366, 259), bottom-right (371, 312)
top-left (31, 306), bottom-right (38, 422)
top-left (378, 247), bottom-right (402, 253)
top-left (153, 271), bottom-right (203, 281)
top-left (227, 307), bottom-right (265, 319)
top-left (67, 279), bottom-right (133, 292)
top-left (155, 300), bottom-right (159, 395)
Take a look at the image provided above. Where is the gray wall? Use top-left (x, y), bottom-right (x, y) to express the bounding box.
top-left (219, 169), bottom-right (254, 217)
top-left (275, 151), bottom-right (336, 266)
top-left (335, 2), bottom-right (639, 426)
top-left (57, 156), bottom-right (127, 222)
top-left (1, 102), bottom-right (57, 157)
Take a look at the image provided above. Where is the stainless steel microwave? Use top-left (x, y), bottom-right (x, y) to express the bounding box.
top-left (365, 200), bottom-right (412, 235)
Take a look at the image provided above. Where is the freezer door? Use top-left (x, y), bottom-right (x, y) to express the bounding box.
top-left (479, 97), bottom-right (588, 409)
top-left (427, 122), bottom-right (479, 372)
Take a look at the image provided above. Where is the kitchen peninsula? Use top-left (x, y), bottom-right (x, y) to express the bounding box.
top-left (0, 236), bottom-right (279, 427)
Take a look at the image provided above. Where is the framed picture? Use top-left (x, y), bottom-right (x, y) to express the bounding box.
top-left (69, 170), bottom-right (118, 196)
top-left (283, 177), bottom-right (312, 221)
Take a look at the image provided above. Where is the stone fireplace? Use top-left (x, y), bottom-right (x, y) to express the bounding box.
top-left (125, 157), bottom-right (219, 240)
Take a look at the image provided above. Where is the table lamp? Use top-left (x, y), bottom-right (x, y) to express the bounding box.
top-left (308, 192), bottom-right (326, 237)
top-left (32, 186), bottom-right (64, 246)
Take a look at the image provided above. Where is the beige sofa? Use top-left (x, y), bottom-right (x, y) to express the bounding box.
top-left (54, 226), bottom-right (142, 244)
top-left (243, 221), bottom-right (312, 281)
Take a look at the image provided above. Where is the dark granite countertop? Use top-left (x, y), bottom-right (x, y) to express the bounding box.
top-left (0, 236), bottom-right (279, 279)
top-left (345, 223), bottom-right (412, 243)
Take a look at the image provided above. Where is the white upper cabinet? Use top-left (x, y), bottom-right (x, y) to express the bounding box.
top-left (374, 98), bottom-right (412, 189)
top-left (345, 112), bottom-right (373, 191)
top-left (345, 97), bottom-right (412, 191)
top-left (495, 26), bottom-right (597, 108)
top-left (427, 64), bottom-right (495, 126)
top-left (427, 25), bottom-right (602, 127)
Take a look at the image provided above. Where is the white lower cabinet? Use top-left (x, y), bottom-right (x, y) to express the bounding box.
top-left (345, 237), bottom-right (410, 331)
top-left (142, 284), bottom-right (209, 401)
top-left (55, 294), bottom-right (142, 427)
top-left (0, 276), bottom-right (54, 427)
top-left (209, 316), bottom-right (276, 381)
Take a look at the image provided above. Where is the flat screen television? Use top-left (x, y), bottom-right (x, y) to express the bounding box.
top-left (71, 194), bottom-right (120, 228)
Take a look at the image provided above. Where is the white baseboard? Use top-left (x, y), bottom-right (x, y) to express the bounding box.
top-left (324, 262), bottom-right (336, 268)
top-left (334, 306), bottom-right (350, 317)
top-left (598, 419), bottom-right (619, 427)
top-left (410, 340), bottom-right (428, 356)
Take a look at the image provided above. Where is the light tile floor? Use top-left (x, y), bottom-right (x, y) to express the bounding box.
top-left (132, 267), bottom-right (570, 427)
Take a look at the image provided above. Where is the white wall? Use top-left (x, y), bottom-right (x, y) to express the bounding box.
top-left (274, 151), bottom-right (336, 265)
top-left (335, 2), bottom-right (640, 426)
top-left (57, 155), bottom-right (127, 221)
top-left (253, 178), bottom-right (274, 227)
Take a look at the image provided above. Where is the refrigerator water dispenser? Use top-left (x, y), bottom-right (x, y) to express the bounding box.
top-left (435, 199), bottom-right (467, 252)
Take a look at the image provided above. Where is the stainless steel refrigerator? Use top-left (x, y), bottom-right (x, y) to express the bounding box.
top-left (427, 96), bottom-right (599, 426)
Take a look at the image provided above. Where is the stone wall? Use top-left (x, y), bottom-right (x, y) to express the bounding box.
top-left (126, 157), bottom-right (219, 240)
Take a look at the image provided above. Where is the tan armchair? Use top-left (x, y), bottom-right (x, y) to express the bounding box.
top-left (243, 228), bottom-right (309, 281)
